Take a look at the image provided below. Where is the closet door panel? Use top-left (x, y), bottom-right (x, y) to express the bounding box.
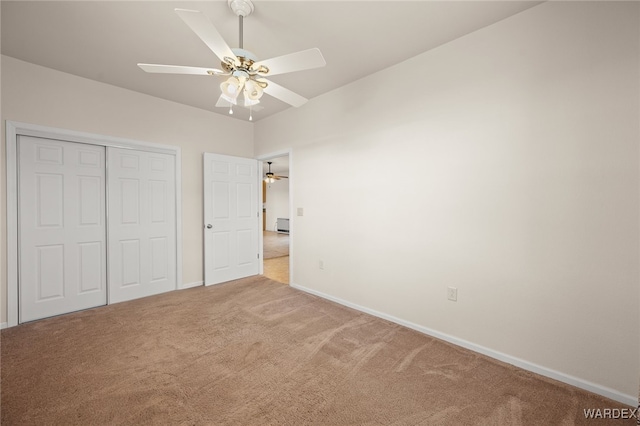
top-left (18, 136), bottom-right (106, 322)
top-left (108, 148), bottom-right (176, 303)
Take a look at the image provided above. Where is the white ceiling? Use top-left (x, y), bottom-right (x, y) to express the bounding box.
top-left (1, 1), bottom-right (542, 122)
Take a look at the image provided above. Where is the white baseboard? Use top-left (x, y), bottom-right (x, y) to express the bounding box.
top-left (290, 282), bottom-right (636, 407)
top-left (1, 322), bottom-right (8, 330)
top-left (181, 281), bottom-right (203, 289)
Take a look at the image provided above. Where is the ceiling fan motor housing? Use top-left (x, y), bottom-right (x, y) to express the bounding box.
top-left (222, 49), bottom-right (259, 73)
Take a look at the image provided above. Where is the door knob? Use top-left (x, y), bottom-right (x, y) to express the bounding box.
top-left (206, 224), bottom-right (213, 229)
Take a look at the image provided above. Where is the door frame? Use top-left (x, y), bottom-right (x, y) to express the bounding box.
top-left (256, 149), bottom-right (293, 282)
top-left (5, 121), bottom-right (183, 327)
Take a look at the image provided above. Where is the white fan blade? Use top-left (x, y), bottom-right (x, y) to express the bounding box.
top-left (138, 63), bottom-right (223, 75)
top-left (215, 94), bottom-right (233, 107)
top-left (253, 48), bottom-right (326, 77)
top-left (262, 79), bottom-right (308, 107)
top-left (175, 8), bottom-right (237, 64)
top-left (215, 95), bottom-right (264, 111)
top-left (239, 99), bottom-right (264, 111)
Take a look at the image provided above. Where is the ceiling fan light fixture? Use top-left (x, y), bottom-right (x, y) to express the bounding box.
top-left (265, 162), bottom-right (274, 182)
top-left (221, 95), bottom-right (237, 105)
top-left (220, 76), bottom-right (243, 100)
top-left (244, 79), bottom-right (263, 101)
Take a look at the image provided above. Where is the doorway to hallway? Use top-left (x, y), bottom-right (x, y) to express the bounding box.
top-left (261, 154), bottom-right (290, 284)
top-left (263, 231), bottom-right (289, 284)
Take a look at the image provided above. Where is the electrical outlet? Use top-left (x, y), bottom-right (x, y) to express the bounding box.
top-left (447, 286), bottom-right (458, 302)
top-left (319, 260), bottom-right (324, 270)
top-left (297, 207), bottom-right (304, 216)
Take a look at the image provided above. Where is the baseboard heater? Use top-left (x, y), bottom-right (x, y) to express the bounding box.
top-left (277, 218), bottom-right (289, 233)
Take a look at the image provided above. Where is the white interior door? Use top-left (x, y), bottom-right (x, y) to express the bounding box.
top-left (18, 136), bottom-right (107, 323)
top-left (204, 153), bottom-right (259, 285)
top-left (108, 148), bottom-right (177, 303)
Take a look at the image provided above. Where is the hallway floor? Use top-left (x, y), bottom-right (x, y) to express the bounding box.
top-left (263, 231), bottom-right (289, 284)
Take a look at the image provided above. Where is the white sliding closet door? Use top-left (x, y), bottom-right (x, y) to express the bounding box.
top-left (108, 148), bottom-right (177, 303)
top-left (18, 136), bottom-right (107, 323)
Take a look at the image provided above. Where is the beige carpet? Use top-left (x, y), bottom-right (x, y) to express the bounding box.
top-left (1, 276), bottom-right (634, 425)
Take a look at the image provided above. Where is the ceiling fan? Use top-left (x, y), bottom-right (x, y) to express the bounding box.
top-left (137, 0), bottom-right (326, 120)
top-left (264, 162), bottom-right (288, 183)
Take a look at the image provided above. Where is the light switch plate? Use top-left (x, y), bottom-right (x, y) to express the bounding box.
top-left (447, 286), bottom-right (458, 302)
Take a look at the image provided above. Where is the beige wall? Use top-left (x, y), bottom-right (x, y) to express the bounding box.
top-left (255, 2), bottom-right (639, 400)
top-left (1, 55), bottom-right (254, 323)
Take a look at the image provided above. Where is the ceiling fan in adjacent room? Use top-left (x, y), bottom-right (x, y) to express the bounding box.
top-left (137, 0), bottom-right (326, 121)
top-left (264, 162), bottom-right (288, 183)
